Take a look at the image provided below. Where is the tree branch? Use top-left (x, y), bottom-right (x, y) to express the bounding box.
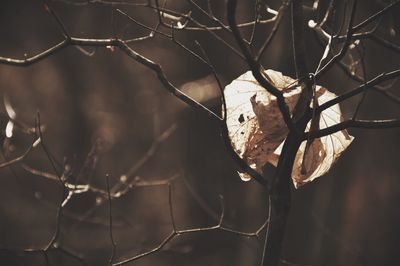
top-left (305, 118), bottom-right (400, 140)
top-left (256, 1), bottom-right (291, 60)
top-left (226, 0), bottom-right (296, 133)
top-left (315, 0), bottom-right (358, 79)
top-left (317, 69), bottom-right (400, 113)
top-left (0, 37), bottom-right (222, 121)
top-left (291, 0), bottom-right (308, 79)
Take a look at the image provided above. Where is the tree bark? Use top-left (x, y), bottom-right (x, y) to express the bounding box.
top-left (262, 129), bottom-right (304, 266)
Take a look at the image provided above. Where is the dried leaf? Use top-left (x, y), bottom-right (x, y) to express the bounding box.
top-left (224, 70), bottom-right (354, 187)
top-left (289, 87), bottom-right (354, 188)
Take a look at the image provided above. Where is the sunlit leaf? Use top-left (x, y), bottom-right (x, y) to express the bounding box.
top-left (224, 70), bottom-right (354, 187)
top-left (289, 87), bottom-right (354, 188)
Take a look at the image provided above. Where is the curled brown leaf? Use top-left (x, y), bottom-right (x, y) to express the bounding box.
top-left (224, 70), bottom-right (354, 187)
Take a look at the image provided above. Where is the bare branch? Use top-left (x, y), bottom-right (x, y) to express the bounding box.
top-left (305, 118), bottom-right (400, 140)
top-left (0, 138), bottom-right (40, 169)
top-left (2, 38), bottom-right (223, 121)
top-left (312, 21), bottom-right (400, 104)
top-left (369, 34), bottom-right (400, 53)
top-left (351, 42), bottom-right (367, 120)
top-left (226, 0), bottom-right (296, 133)
top-left (256, 1), bottom-right (290, 60)
top-left (111, 123), bottom-right (177, 195)
top-left (352, 0), bottom-right (400, 33)
top-left (106, 175), bottom-right (117, 265)
top-left (185, 18), bottom-right (277, 31)
top-left (167, 183), bottom-right (176, 231)
top-left (52, 0), bottom-right (148, 7)
top-left (317, 69), bottom-right (400, 113)
top-left (336, 59), bottom-right (400, 103)
top-left (193, 41), bottom-right (226, 121)
top-left (0, 40), bottom-right (69, 66)
top-left (36, 113), bottom-right (63, 178)
top-left (117, 9), bottom-right (212, 68)
top-left (112, 231), bottom-right (176, 266)
top-left (260, 196), bottom-right (272, 266)
top-left (43, 1), bottom-right (70, 38)
top-left (112, 189), bottom-right (268, 266)
top-left (291, 0), bottom-right (308, 78)
top-left (315, 0), bottom-right (358, 79)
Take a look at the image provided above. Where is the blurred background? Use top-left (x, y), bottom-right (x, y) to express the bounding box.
top-left (0, 0), bottom-right (400, 265)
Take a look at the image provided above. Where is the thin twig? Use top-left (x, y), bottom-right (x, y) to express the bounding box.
top-left (53, 0), bottom-right (148, 7)
top-left (0, 37), bottom-right (223, 121)
top-left (112, 191), bottom-right (268, 266)
top-left (316, 69), bottom-right (400, 113)
top-left (291, 0), bottom-right (308, 78)
top-left (260, 196), bottom-right (272, 266)
top-left (111, 123), bottom-right (177, 195)
top-left (351, 42), bottom-right (367, 120)
top-left (305, 118), bottom-right (400, 140)
top-left (167, 183), bottom-right (176, 231)
top-left (312, 21), bottom-right (400, 104)
top-left (352, 0), bottom-right (400, 33)
top-left (106, 175), bottom-right (117, 265)
top-left (226, 0), bottom-right (296, 133)
top-left (43, 1), bottom-right (70, 38)
top-left (193, 41), bottom-right (226, 121)
top-left (256, 1), bottom-right (291, 61)
top-left (36, 112), bottom-right (62, 178)
top-left (315, 0), bottom-right (359, 79)
top-left (0, 138), bottom-right (40, 169)
top-left (39, 117), bottom-right (66, 251)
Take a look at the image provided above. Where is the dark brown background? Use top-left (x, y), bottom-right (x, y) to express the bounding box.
top-left (0, 0), bottom-right (400, 265)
